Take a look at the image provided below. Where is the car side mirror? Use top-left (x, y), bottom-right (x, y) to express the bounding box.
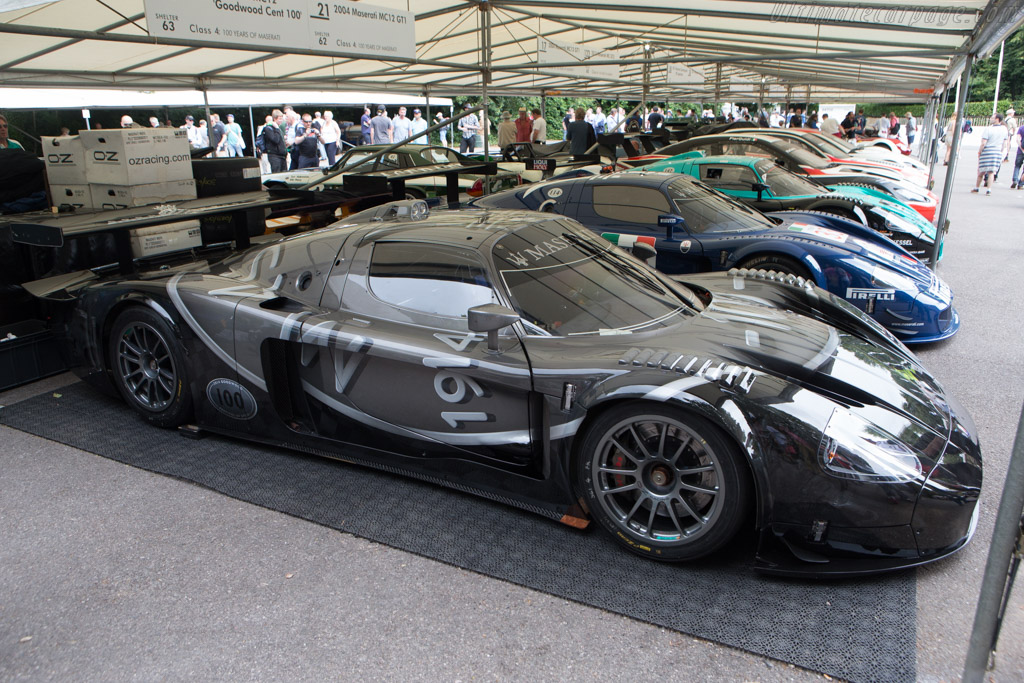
top-left (631, 241), bottom-right (657, 261)
top-left (752, 182), bottom-right (770, 201)
top-left (658, 214), bottom-right (687, 240)
top-left (468, 303), bottom-right (520, 352)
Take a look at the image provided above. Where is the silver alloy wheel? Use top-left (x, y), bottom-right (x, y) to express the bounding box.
top-left (590, 414), bottom-right (724, 544)
top-left (116, 321), bottom-right (177, 412)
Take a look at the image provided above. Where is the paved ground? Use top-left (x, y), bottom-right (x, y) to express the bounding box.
top-left (1, 139), bottom-right (1022, 682)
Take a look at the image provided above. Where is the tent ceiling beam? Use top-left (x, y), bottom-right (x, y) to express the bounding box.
top-left (491, 0), bottom-right (977, 35)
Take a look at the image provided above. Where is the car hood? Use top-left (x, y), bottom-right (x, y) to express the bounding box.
top-left (769, 215), bottom-right (930, 282)
top-left (590, 273), bottom-right (950, 435)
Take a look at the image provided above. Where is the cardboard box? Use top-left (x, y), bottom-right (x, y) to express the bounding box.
top-left (42, 135), bottom-right (88, 185)
top-left (90, 179), bottom-right (197, 210)
top-left (130, 220), bottom-right (202, 258)
top-left (80, 128), bottom-right (193, 185)
top-left (49, 184), bottom-right (93, 211)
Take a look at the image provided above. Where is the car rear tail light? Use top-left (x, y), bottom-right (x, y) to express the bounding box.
top-left (468, 178), bottom-right (483, 196)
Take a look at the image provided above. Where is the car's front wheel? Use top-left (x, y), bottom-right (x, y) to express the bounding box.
top-left (576, 403), bottom-right (750, 561)
top-left (109, 307), bottom-right (193, 428)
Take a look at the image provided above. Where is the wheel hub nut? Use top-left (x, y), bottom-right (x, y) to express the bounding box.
top-left (651, 466), bottom-right (670, 486)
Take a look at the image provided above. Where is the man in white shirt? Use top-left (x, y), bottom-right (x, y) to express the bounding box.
top-left (820, 113), bottom-right (840, 136)
top-left (181, 115), bottom-right (204, 148)
top-left (392, 106), bottom-right (413, 143)
top-left (409, 108), bottom-right (429, 145)
top-left (531, 109), bottom-right (547, 142)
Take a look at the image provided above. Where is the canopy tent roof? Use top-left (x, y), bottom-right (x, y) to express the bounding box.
top-left (0, 86), bottom-right (452, 110)
top-left (1, 0), bottom-right (1023, 104)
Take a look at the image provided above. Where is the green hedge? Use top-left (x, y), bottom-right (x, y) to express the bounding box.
top-left (856, 100), bottom-right (1020, 118)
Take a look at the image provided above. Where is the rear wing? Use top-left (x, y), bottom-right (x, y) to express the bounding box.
top-left (342, 160), bottom-right (499, 207)
top-left (3, 190), bottom-right (300, 275)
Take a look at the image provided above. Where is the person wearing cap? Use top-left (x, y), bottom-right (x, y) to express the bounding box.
top-left (905, 111), bottom-right (917, 148)
top-left (458, 103), bottom-right (480, 154)
top-left (409, 108), bottom-right (428, 145)
top-left (435, 111), bottom-right (450, 147)
top-left (370, 106), bottom-right (393, 144)
top-left (1005, 108), bottom-right (1018, 163)
top-left (497, 112), bottom-right (516, 150)
top-left (180, 115), bottom-right (203, 148)
top-left (514, 107), bottom-right (532, 143)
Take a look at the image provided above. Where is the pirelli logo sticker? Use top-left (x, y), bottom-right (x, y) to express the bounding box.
top-left (846, 288), bottom-right (896, 301)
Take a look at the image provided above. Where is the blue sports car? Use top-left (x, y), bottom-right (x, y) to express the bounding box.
top-left (470, 171), bottom-right (959, 343)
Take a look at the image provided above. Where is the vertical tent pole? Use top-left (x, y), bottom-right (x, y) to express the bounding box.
top-left (202, 86), bottom-right (212, 139)
top-left (248, 105), bottom-right (256, 157)
top-left (927, 89), bottom-right (949, 189)
top-left (932, 53), bottom-right (974, 268)
top-left (425, 88), bottom-right (431, 124)
top-left (642, 44), bottom-right (651, 126)
top-left (481, 0), bottom-right (491, 192)
top-left (962, 403), bottom-right (1024, 682)
top-left (993, 41), bottom-right (1005, 116)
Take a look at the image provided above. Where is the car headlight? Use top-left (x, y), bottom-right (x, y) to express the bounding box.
top-left (891, 186), bottom-right (927, 203)
top-left (869, 208), bottom-right (930, 240)
top-left (869, 264), bottom-right (919, 292)
top-left (818, 410), bottom-right (924, 483)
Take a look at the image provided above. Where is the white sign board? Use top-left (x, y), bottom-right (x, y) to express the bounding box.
top-left (665, 63), bottom-right (705, 84)
top-left (145, 0), bottom-right (415, 59)
top-left (537, 38), bottom-right (619, 81)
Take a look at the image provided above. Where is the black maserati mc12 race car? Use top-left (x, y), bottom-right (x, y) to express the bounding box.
top-left (25, 200), bottom-right (982, 576)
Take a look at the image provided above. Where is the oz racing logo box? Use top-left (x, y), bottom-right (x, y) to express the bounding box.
top-left (80, 128), bottom-right (193, 186)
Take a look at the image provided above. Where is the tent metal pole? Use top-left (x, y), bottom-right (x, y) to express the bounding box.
top-left (247, 105), bottom-right (256, 158)
top-left (201, 86), bottom-right (212, 136)
top-left (919, 96), bottom-right (934, 166)
top-left (992, 41), bottom-right (1005, 116)
top-left (962, 402), bottom-right (1024, 682)
top-left (929, 88), bottom-right (950, 189)
top-left (932, 53), bottom-right (973, 268)
top-left (481, 0), bottom-right (492, 191)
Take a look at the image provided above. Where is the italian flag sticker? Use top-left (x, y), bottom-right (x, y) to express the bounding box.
top-left (602, 233), bottom-right (657, 249)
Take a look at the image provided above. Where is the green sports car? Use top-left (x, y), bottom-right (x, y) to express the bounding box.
top-left (632, 153), bottom-right (940, 263)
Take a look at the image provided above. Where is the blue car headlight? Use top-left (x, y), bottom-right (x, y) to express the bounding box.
top-left (818, 410), bottom-right (924, 483)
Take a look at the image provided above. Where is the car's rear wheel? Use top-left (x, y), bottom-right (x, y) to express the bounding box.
top-left (109, 307), bottom-right (193, 428)
top-left (738, 253), bottom-right (812, 280)
top-left (576, 403), bottom-right (749, 561)
top-left (404, 187), bottom-right (426, 200)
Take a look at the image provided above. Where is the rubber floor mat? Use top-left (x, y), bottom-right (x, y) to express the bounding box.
top-left (1, 383), bottom-right (915, 683)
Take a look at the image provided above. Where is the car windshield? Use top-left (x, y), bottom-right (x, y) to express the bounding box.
top-left (494, 221), bottom-right (696, 336)
top-left (667, 177), bottom-right (776, 233)
top-left (756, 160), bottom-right (825, 196)
top-left (809, 132), bottom-right (852, 154)
top-left (759, 137), bottom-right (829, 168)
top-left (334, 149), bottom-right (403, 171)
top-left (414, 147), bottom-right (466, 165)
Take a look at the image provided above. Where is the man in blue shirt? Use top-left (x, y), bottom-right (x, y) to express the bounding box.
top-left (458, 104), bottom-right (480, 154)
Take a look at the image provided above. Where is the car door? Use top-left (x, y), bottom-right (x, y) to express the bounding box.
top-left (696, 163), bottom-right (784, 212)
top-left (575, 183), bottom-right (704, 274)
top-left (297, 239), bottom-right (536, 468)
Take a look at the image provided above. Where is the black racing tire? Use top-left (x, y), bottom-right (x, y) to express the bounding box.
top-left (403, 187), bottom-right (427, 200)
top-left (739, 253), bottom-right (812, 280)
top-left (108, 307), bottom-right (193, 428)
top-left (576, 403), bottom-right (750, 562)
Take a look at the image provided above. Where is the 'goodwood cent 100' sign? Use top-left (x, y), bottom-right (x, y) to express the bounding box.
top-left (144, 0), bottom-right (414, 59)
